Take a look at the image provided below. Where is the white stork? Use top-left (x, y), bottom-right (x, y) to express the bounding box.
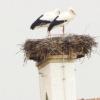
top-left (48, 7), bottom-right (76, 35)
top-left (30, 9), bottom-right (60, 37)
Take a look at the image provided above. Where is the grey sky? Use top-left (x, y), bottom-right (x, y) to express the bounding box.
top-left (0, 0), bottom-right (100, 100)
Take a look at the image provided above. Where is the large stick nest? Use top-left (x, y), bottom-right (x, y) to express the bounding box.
top-left (23, 34), bottom-right (97, 63)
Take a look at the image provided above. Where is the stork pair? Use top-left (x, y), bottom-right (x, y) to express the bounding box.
top-left (30, 7), bottom-right (76, 37)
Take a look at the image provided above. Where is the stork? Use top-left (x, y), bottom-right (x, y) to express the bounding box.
top-left (30, 9), bottom-right (60, 37)
top-left (48, 7), bottom-right (76, 36)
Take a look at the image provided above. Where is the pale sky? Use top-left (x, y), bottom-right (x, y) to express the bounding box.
top-left (0, 0), bottom-right (100, 100)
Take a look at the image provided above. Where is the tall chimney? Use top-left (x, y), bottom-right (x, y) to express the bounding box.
top-left (38, 55), bottom-right (76, 100)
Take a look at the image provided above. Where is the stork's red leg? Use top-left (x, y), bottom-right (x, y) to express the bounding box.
top-left (48, 31), bottom-right (51, 38)
top-left (62, 26), bottom-right (65, 36)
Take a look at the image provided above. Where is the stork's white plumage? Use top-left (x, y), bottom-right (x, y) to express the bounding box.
top-left (48, 7), bottom-right (76, 35)
top-left (30, 9), bottom-right (60, 30)
top-left (40, 9), bottom-right (60, 21)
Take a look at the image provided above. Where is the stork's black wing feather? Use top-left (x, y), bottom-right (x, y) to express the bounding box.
top-left (30, 15), bottom-right (50, 30)
top-left (30, 15), bottom-right (43, 29)
top-left (48, 16), bottom-right (67, 32)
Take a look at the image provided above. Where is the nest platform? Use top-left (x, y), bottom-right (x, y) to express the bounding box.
top-left (23, 34), bottom-right (97, 64)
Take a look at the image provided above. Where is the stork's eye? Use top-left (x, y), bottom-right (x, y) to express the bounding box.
top-left (71, 10), bottom-right (76, 15)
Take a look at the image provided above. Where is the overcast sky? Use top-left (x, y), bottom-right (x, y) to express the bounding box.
top-left (0, 0), bottom-right (100, 100)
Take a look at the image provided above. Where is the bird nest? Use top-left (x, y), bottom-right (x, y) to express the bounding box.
top-left (23, 34), bottom-right (97, 64)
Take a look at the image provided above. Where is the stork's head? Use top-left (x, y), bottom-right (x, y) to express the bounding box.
top-left (53, 8), bottom-right (60, 15)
